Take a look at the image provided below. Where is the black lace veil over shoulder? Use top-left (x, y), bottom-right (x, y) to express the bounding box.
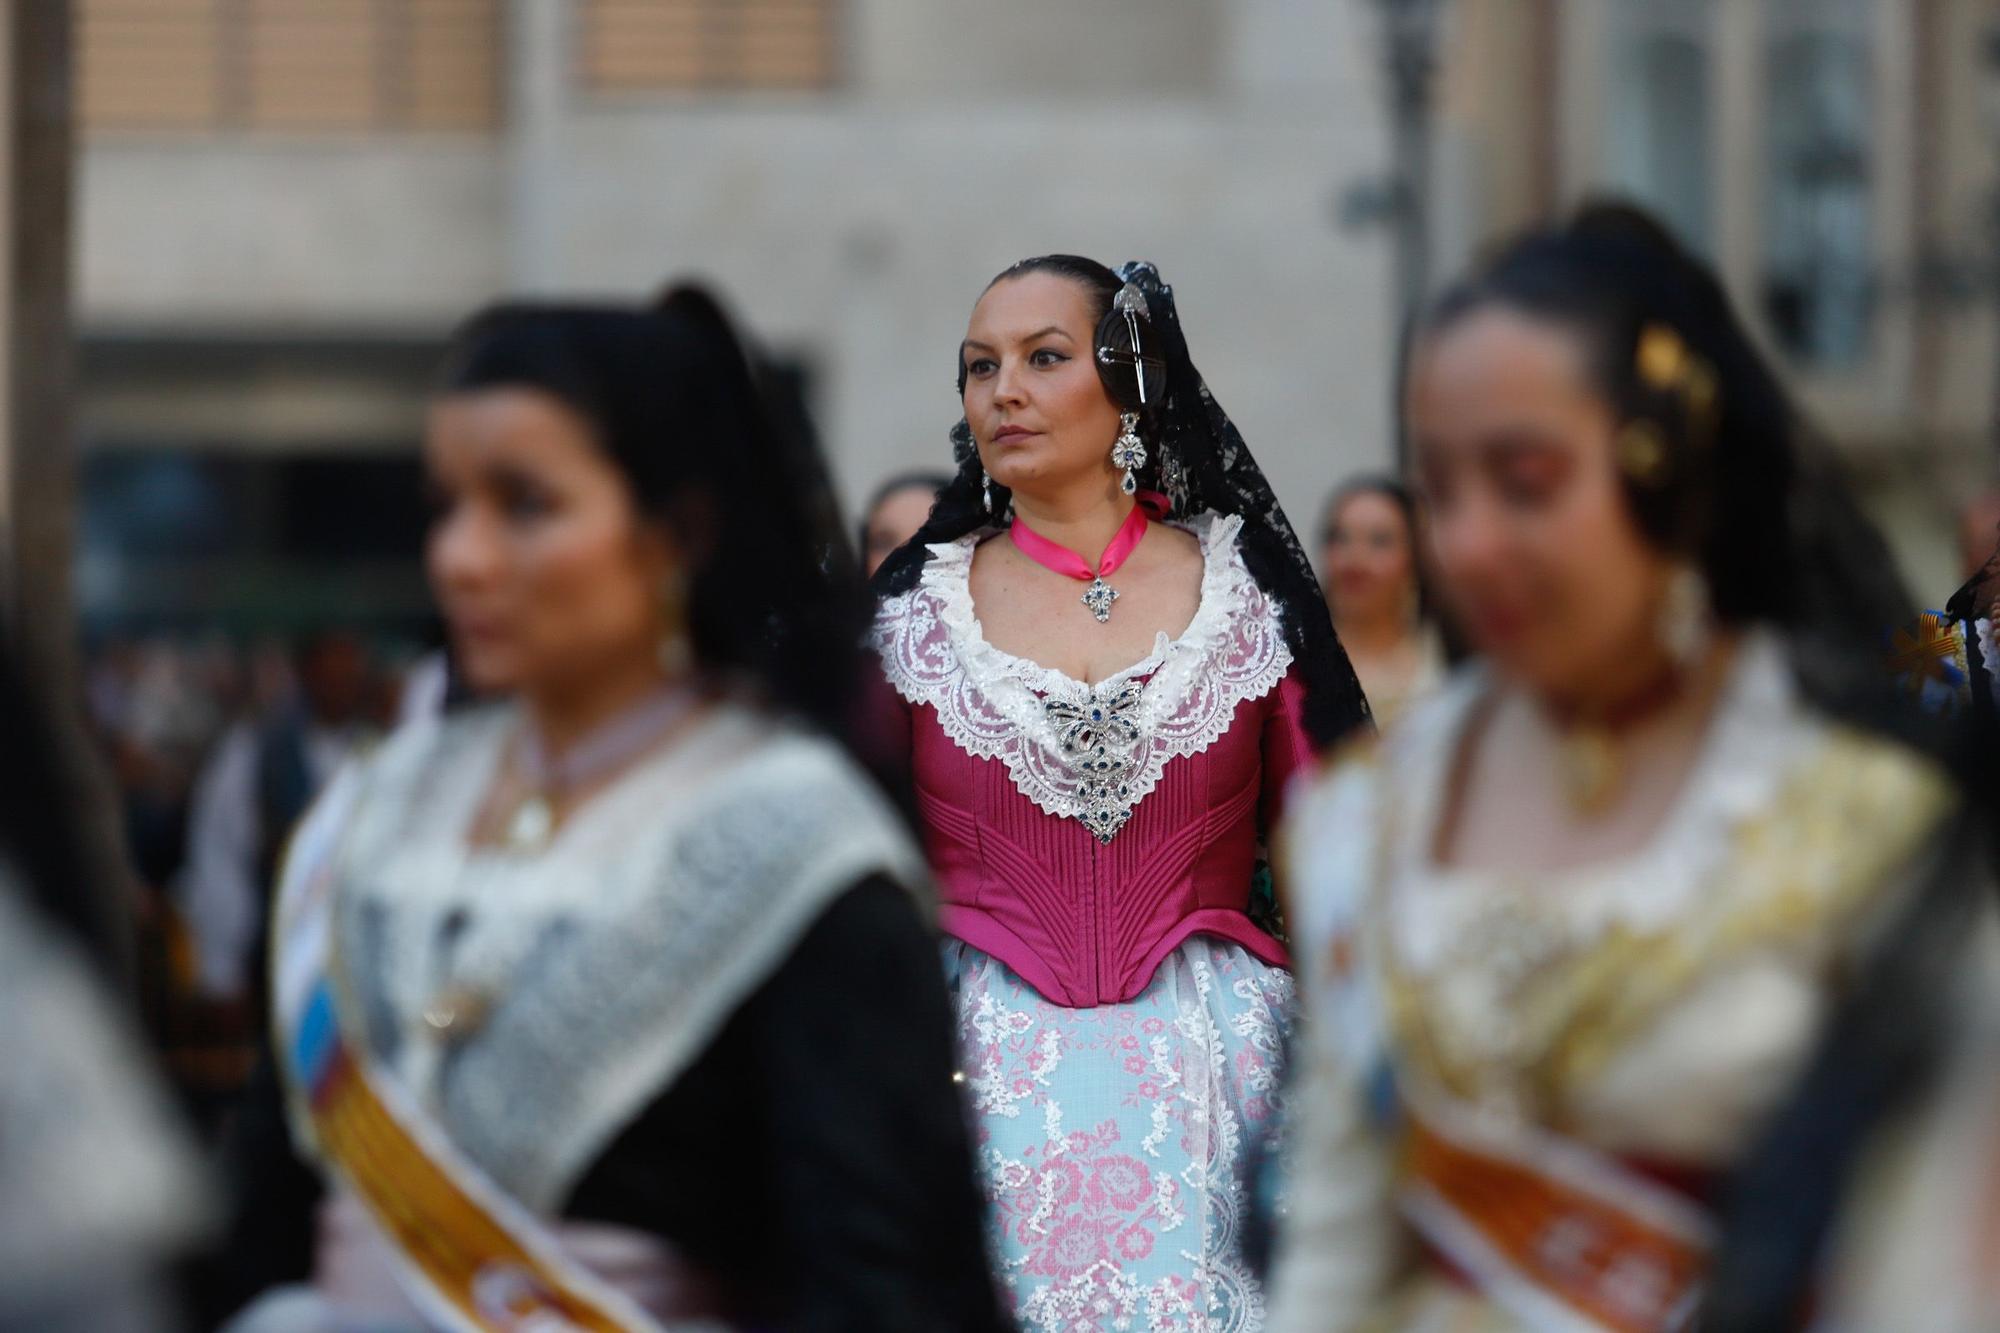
top-left (871, 259), bottom-right (1370, 748)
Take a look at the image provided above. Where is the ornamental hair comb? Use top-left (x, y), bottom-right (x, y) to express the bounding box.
top-left (1096, 281), bottom-right (1165, 406)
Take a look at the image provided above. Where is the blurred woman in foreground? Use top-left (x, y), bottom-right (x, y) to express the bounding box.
top-left (217, 290), bottom-right (1007, 1331)
top-left (1269, 205), bottom-right (1975, 1331)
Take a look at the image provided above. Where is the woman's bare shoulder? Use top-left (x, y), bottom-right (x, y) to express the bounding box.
top-left (1145, 521), bottom-right (1204, 570)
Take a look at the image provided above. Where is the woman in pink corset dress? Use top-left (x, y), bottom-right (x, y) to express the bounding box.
top-left (870, 257), bottom-right (1370, 1331)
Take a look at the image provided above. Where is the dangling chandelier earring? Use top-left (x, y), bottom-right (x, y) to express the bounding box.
top-left (1658, 562), bottom-right (1712, 671)
top-left (1111, 412), bottom-right (1147, 497)
top-left (1096, 278), bottom-right (1156, 499)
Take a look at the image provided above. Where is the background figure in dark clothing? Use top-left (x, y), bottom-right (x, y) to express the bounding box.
top-left (179, 631), bottom-right (375, 1007)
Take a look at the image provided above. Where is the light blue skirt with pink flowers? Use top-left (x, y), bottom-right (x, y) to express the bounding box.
top-left (942, 936), bottom-right (1294, 1333)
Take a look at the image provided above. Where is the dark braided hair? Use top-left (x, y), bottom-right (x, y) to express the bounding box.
top-left (873, 256), bottom-right (1370, 747)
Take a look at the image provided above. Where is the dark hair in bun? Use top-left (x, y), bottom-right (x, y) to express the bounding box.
top-left (439, 285), bottom-right (868, 738)
top-left (1414, 198), bottom-right (1925, 734)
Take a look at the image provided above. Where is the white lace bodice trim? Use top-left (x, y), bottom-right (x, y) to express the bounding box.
top-left (871, 510), bottom-right (1293, 841)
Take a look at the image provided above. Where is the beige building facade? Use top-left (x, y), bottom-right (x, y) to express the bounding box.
top-left (1437, 0), bottom-right (2000, 596)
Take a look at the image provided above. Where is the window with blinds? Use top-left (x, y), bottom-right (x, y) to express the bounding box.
top-left (579, 0), bottom-right (837, 94)
top-left (79, 0), bottom-right (501, 133)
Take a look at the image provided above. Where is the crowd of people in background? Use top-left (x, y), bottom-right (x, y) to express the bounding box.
top-left (81, 634), bottom-right (431, 1129)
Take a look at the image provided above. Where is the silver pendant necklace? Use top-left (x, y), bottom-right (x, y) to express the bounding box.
top-left (1008, 503), bottom-right (1151, 628)
top-left (1081, 577), bottom-right (1119, 623)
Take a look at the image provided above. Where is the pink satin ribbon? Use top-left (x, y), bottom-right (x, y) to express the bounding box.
top-left (1010, 500), bottom-right (1153, 582)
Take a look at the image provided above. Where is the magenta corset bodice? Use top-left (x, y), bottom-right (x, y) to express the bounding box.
top-left (871, 511), bottom-right (1315, 1007)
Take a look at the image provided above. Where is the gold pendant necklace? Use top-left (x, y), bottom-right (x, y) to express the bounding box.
top-left (1550, 664), bottom-right (1685, 817)
top-left (1558, 727), bottom-right (1621, 817)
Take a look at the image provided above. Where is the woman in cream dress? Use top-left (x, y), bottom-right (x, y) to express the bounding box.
top-left (1268, 206), bottom-right (1963, 1332)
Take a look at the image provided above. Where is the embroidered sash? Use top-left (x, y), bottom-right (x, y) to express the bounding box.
top-left (1398, 1087), bottom-right (1708, 1333)
top-left (272, 770), bottom-right (670, 1333)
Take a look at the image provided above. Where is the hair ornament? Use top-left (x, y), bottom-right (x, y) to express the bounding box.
top-left (1636, 322), bottom-right (1721, 432)
top-left (1615, 420), bottom-right (1672, 486)
top-left (1098, 279), bottom-right (1160, 407)
top-left (1636, 323), bottom-right (1689, 389)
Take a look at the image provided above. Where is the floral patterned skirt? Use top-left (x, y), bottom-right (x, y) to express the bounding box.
top-left (943, 937), bottom-right (1294, 1333)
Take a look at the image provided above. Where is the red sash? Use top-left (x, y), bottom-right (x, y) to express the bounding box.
top-left (1400, 1094), bottom-right (1710, 1332)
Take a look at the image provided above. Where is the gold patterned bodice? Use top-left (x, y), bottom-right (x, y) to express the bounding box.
top-left (1375, 727), bottom-right (1952, 1136)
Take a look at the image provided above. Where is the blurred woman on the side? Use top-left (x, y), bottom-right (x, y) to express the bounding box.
top-left (1269, 205), bottom-right (1972, 1331)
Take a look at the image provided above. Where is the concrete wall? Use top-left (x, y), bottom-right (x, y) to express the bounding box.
top-left (850, 0), bottom-right (1221, 98)
top-left (76, 137), bottom-right (503, 329)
